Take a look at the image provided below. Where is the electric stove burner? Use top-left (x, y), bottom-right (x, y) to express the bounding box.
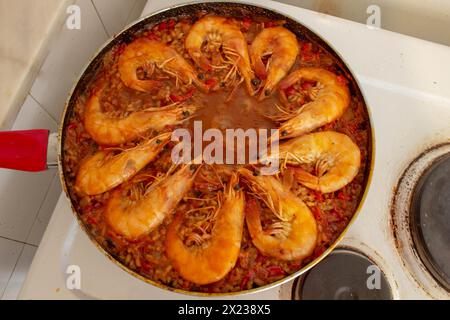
top-left (410, 154), bottom-right (450, 291)
top-left (292, 249), bottom-right (393, 300)
top-left (392, 143), bottom-right (450, 298)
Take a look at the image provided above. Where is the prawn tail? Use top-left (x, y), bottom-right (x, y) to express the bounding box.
top-left (245, 197), bottom-right (264, 234)
top-left (253, 55), bottom-right (267, 80)
top-left (290, 167), bottom-right (319, 190)
top-left (133, 79), bottom-right (162, 93)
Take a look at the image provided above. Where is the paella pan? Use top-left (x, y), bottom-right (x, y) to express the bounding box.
top-left (57, 2), bottom-right (374, 295)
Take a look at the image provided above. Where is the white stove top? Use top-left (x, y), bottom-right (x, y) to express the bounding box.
top-left (19, 0), bottom-right (450, 299)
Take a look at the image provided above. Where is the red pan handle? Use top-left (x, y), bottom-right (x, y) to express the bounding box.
top-left (0, 129), bottom-right (49, 172)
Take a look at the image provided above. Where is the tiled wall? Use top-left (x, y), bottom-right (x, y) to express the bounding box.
top-left (0, 0), bottom-right (146, 300)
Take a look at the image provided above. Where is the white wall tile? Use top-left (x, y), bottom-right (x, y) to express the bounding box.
top-left (93, 0), bottom-right (138, 36)
top-left (30, 0), bottom-right (109, 122)
top-left (0, 238), bottom-right (23, 297)
top-left (0, 96), bottom-right (57, 242)
top-left (126, 0), bottom-right (147, 24)
top-left (12, 96), bottom-right (58, 131)
top-left (0, 0), bottom-right (70, 129)
top-left (2, 245), bottom-right (37, 300)
top-left (26, 174), bottom-right (62, 246)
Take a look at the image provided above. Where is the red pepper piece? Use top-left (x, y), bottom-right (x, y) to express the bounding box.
top-left (67, 122), bottom-right (77, 131)
top-left (242, 17), bottom-right (252, 29)
top-left (168, 19), bottom-right (176, 30)
top-left (337, 75), bottom-right (349, 85)
top-left (240, 269), bottom-right (255, 290)
top-left (301, 42), bottom-right (313, 53)
top-left (157, 21), bottom-right (167, 31)
top-left (141, 260), bottom-right (152, 272)
top-left (86, 216), bottom-right (98, 225)
top-left (337, 190), bottom-right (351, 201)
top-left (313, 191), bottom-right (324, 202)
top-left (240, 275), bottom-right (250, 290)
top-left (170, 88), bottom-right (196, 102)
top-left (205, 78), bottom-right (217, 88)
top-left (301, 52), bottom-right (315, 62)
top-left (266, 265), bottom-right (285, 277)
top-left (312, 206), bottom-right (322, 220)
top-left (147, 32), bottom-right (159, 41)
top-left (285, 85), bottom-right (296, 96)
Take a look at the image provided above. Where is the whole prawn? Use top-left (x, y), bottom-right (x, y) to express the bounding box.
top-left (105, 164), bottom-right (200, 240)
top-left (165, 173), bottom-right (245, 285)
top-left (268, 131), bottom-right (361, 193)
top-left (250, 26), bottom-right (299, 100)
top-left (75, 132), bottom-right (171, 196)
top-left (272, 67), bottom-right (350, 139)
top-left (84, 85), bottom-right (197, 146)
top-left (118, 38), bottom-right (207, 92)
top-left (185, 15), bottom-right (255, 95)
top-left (239, 168), bottom-right (317, 261)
